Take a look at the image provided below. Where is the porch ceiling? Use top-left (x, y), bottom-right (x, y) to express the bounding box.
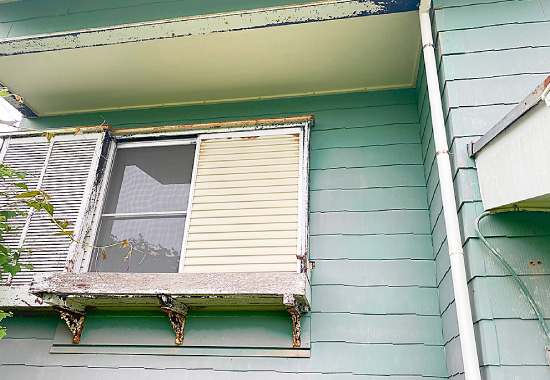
top-left (0, 4), bottom-right (420, 117)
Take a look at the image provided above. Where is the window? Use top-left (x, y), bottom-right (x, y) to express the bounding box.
top-left (90, 141), bottom-right (195, 273)
top-left (1, 118), bottom-right (313, 348)
top-left (84, 126), bottom-right (307, 275)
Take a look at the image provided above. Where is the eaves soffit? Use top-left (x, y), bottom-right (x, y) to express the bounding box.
top-left (0, 0), bottom-right (421, 116)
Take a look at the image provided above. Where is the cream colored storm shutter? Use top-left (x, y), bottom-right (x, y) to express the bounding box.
top-left (183, 128), bottom-right (303, 273)
top-left (0, 133), bottom-right (106, 284)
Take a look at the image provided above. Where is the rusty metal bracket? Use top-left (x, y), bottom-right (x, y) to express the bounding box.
top-left (283, 294), bottom-right (308, 348)
top-left (55, 307), bottom-right (85, 344)
top-left (287, 307), bottom-right (302, 348)
top-left (158, 295), bottom-right (188, 345)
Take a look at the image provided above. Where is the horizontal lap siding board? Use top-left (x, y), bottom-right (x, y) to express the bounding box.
top-left (431, 0), bottom-right (550, 376)
top-left (183, 132), bottom-right (300, 273)
top-left (2, 135), bottom-right (102, 284)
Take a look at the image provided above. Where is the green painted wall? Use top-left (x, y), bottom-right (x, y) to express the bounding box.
top-left (418, 0), bottom-right (550, 378)
top-left (0, 89), bottom-right (448, 378)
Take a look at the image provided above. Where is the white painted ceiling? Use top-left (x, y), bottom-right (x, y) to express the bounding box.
top-left (0, 11), bottom-right (420, 116)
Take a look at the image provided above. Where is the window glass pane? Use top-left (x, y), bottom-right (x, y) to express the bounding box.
top-left (91, 216), bottom-right (185, 273)
top-left (103, 144), bottom-right (195, 214)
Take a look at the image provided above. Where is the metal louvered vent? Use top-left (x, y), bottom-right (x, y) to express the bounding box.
top-left (1, 134), bottom-right (104, 285)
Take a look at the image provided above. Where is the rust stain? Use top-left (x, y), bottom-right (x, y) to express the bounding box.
top-left (240, 136), bottom-right (259, 140)
top-left (161, 308), bottom-right (186, 345)
top-left (114, 115), bottom-right (314, 135)
top-left (287, 307), bottom-right (302, 348)
top-left (528, 260), bottom-right (543, 273)
top-left (56, 307), bottom-right (85, 344)
top-left (63, 124), bottom-right (113, 134)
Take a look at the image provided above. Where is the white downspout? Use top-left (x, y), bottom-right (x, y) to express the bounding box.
top-left (418, 1), bottom-right (482, 380)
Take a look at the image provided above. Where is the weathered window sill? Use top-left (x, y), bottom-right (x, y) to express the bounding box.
top-left (30, 272), bottom-right (310, 309)
top-left (27, 272), bottom-right (311, 346)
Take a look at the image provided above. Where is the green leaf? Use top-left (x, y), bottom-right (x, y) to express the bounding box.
top-left (55, 231), bottom-right (74, 235)
top-left (22, 264), bottom-right (33, 270)
top-left (43, 203), bottom-right (53, 216)
top-left (102, 249), bottom-right (107, 261)
top-left (14, 191), bottom-right (41, 198)
top-left (25, 201), bottom-right (41, 210)
top-left (42, 132), bottom-right (55, 142)
top-left (12, 183), bottom-right (28, 190)
top-left (57, 220), bottom-right (70, 230)
top-left (0, 211), bottom-right (18, 219)
top-left (2, 264), bottom-right (20, 276)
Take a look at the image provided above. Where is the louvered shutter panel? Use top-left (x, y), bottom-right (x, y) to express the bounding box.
top-left (0, 137), bottom-right (50, 283)
top-left (1, 133), bottom-right (106, 284)
top-left (183, 129), bottom-right (302, 273)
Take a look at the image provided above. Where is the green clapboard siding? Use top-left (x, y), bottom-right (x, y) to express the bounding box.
top-left (312, 259), bottom-right (436, 287)
top-left (1, 88), bottom-right (447, 378)
top-left (430, 0), bottom-right (550, 377)
top-left (443, 73), bottom-right (550, 109)
top-left (441, 46), bottom-right (550, 80)
top-left (439, 21), bottom-right (550, 55)
top-left (310, 187), bottom-right (428, 213)
top-left (1, 315), bottom-right (59, 339)
top-left (434, 0), bottom-right (548, 31)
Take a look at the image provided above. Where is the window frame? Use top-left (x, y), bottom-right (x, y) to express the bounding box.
top-left (83, 137), bottom-right (197, 274)
top-left (79, 123), bottom-right (310, 275)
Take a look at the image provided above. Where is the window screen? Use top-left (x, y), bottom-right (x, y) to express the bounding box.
top-left (90, 142), bottom-right (195, 273)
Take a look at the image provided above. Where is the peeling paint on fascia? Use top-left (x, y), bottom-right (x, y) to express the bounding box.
top-left (0, 82), bottom-right (37, 117)
top-left (0, 0), bottom-right (386, 56)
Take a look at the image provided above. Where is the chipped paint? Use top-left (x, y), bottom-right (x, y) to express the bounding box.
top-left (30, 272), bottom-right (311, 311)
top-left (287, 307), bottom-right (302, 347)
top-left (3, 124), bottom-right (112, 139)
top-left (113, 115), bottom-right (314, 136)
top-left (0, 284), bottom-right (46, 308)
top-left (283, 294), bottom-right (308, 348)
top-left (32, 272), bottom-right (310, 297)
top-left (2, 116), bottom-right (311, 140)
top-left (159, 296), bottom-right (189, 345)
top-left (56, 307), bottom-right (85, 344)
top-left (64, 132), bottom-right (112, 273)
top-left (0, 82), bottom-right (37, 117)
top-left (0, 1), bottom-right (416, 57)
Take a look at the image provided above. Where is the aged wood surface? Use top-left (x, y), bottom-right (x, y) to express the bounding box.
top-left (30, 272), bottom-right (310, 309)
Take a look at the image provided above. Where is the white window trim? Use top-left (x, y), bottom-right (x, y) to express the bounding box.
top-left (80, 137), bottom-right (196, 273)
top-left (79, 122), bottom-right (310, 275)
